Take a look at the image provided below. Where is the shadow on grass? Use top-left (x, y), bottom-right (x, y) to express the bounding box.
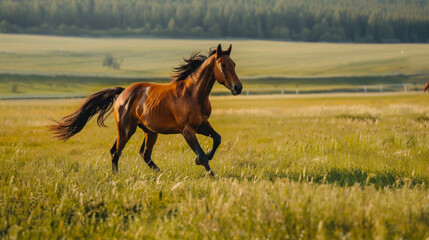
top-left (415, 114), bottom-right (429, 124)
top-left (336, 113), bottom-right (378, 123)
top-left (224, 168), bottom-right (427, 189)
top-left (310, 168), bottom-right (426, 188)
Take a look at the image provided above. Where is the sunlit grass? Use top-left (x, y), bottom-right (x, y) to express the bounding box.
top-left (0, 94), bottom-right (428, 239)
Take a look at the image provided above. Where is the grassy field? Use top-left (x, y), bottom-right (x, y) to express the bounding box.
top-left (1, 34), bottom-right (429, 79)
top-left (1, 93), bottom-right (428, 239)
top-left (1, 34), bottom-right (429, 98)
top-left (2, 73), bottom-right (427, 98)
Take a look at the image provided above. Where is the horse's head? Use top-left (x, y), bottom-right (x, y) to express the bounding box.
top-left (213, 44), bottom-right (242, 95)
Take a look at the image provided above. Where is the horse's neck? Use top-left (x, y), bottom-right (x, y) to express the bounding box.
top-left (191, 57), bottom-right (216, 102)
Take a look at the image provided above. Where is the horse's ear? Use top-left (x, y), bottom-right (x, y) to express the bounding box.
top-left (225, 44), bottom-right (232, 56)
top-left (216, 44), bottom-right (222, 57)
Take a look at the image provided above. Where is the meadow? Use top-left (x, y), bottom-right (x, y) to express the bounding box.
top-left (2, 73), bottom-right (426, 99)
top-left (1, 34), bottom-right (429, 78)
top-left (2, 34), bottom-right (429, 98)
top-left (1, 93), bottom-right (428, 239)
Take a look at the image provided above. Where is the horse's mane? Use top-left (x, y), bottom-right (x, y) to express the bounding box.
top-left (171, 49), bottom-right (217, 82)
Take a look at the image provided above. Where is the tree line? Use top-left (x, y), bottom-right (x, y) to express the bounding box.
top-left (1, 0), bottom-right (428, 43)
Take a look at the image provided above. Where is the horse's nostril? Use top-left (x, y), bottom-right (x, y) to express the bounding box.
top-left (234, 85), bottom-right (239, 92)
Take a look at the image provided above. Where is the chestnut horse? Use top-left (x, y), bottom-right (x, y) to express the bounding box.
top-left (424, 83), bottom-right (429, 92)
top-left (50, 44), bottom-right (242, 176)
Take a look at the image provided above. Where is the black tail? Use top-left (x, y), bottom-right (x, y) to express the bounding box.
top-left (49, 87), bottom-right (125, 141)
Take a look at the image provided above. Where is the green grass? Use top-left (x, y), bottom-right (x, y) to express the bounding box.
top-left (1, 94), bottom-right (429, 239)
top-left (1, 34), bottom-right (429, 78)
top-left (1, 34), bottom-right (429, 98)
top-left (0, 73), bottom-right (427, 98)
top-left (0, 74), bottom-right (162, 96)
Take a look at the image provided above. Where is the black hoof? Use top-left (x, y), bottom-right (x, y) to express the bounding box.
top-left (152, 167), bottom-right (161, 172)
top-left (112, 163), bottom-right (119, 173)
top-left (207, 170), bottom-right (215, 177)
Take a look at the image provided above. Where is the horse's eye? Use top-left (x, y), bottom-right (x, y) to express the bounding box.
top-left (221, 63), bottom-right (226, 68)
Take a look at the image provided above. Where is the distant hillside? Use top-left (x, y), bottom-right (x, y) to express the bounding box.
top-left (0, 0), bottom-right (428, 43)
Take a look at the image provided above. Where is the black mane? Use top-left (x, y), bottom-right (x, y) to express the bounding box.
top-left (172, 49), bottom-right (217, 82)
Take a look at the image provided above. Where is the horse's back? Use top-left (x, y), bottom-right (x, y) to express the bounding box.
top-left (113, 82), bottom-right (153, 124)
top-left (114, 81), bottom-right (180, 133)
top-left (115, 82), bottom-right (149, 110)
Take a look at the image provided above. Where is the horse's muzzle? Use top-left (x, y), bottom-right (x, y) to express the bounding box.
top-left (231, 84), bottom-right (242, 95)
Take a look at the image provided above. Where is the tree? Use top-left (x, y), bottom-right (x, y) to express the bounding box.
top-left (102, 54), bottom-right (121, 69)
top-left (312, 18), bottom-right (329, 41)
top-left (0, 0), bottom-right (428, 43)
top-left (0, 20), bottom-right (10, 33)
top-left (167, 18), bottom-right (175, 30)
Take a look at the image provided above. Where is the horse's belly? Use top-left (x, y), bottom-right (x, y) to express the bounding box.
top-left (146, 120), bottom-right (181, 134)
top-left (140, 108), bottom-right (181, 134)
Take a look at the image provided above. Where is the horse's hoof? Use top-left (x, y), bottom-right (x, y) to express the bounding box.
top-left (207, 171), bottom-right (215, 178)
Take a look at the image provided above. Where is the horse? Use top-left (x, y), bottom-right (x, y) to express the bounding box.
top-left (424, 83), bottom-right (429, 92)
top-left (49, 44), bottom-right (242, 176)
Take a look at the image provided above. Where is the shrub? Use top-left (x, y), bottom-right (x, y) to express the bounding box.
top-left (102, 54), bottom-right (121, 69)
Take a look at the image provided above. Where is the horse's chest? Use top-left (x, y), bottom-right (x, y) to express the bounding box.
top-left (180, 106), bottom-right (207, 127)
top-left (201, 99), bottom-right (212, 117)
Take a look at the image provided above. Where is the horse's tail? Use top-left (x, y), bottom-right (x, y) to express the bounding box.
top-left (49, 87), bottom-right (125, 141)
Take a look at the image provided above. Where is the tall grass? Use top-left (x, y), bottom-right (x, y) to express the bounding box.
top-left (0, 94), bottom-right (428, 239)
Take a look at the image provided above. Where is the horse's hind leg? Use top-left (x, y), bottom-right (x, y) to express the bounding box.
top-left (111, 122), bottom-right (137, 172)
top-left (110, 140), bottom-right (117, 156)
top-left (139, 129), bottom-right (159, 171)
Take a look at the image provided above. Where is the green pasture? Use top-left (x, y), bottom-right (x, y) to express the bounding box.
top-left (0, 73), bottom-right (427, 98)
top-left (1, 34), bottom-right (429, 98)
top-left (1, 34), bottom-right (429, 79)
top-left (0, 94), bottom-right (428, 239)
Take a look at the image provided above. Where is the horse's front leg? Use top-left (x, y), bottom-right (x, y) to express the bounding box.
top-left (197, 121), bottom-right (221, 161)
top-left (182, 126), bottom-right (215, 177)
